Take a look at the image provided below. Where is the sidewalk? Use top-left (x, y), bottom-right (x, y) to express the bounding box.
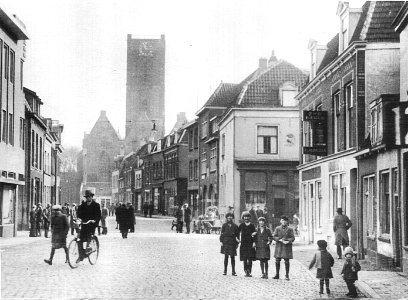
top-left (0, 230), bottom-right (47, 249)
top-left (294, 240), bottom-right (408, 299)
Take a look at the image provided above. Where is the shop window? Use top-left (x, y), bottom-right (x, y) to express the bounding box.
top-left (244, 172), bottom-right (266, 210)
top-left (363, 175), bottom-right (376, 236)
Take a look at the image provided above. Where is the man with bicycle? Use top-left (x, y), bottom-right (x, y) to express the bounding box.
top-left (76, 190), bottom-right (101, 263)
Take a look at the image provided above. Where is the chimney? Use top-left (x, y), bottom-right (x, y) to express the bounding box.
top-left (308, 39), bottom-right (327, 80)
top-left (268, 50), bottom-right (277, 64)
top-left (100, 110), bottom-right (106, 117)
top-left (258, 57), bottom-right (268, 69)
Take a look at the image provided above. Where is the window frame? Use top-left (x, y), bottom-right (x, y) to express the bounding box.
top-left (257, 125), bottom-right (278, 155)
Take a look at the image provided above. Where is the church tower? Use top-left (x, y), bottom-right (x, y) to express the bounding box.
top-left (125, 34), bottom-right (165, 153)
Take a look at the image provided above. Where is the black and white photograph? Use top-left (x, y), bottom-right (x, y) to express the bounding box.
top-left (1, 0), bottom-right (408, 299)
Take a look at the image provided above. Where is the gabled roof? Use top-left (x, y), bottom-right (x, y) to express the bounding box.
top-left (202, 82), bottom-right (242, 108)
top-left (317, 1), bottom-right (404, 73)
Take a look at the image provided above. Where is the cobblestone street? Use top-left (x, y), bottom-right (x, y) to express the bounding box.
top-left (0, 216), bottom-right (348, 300)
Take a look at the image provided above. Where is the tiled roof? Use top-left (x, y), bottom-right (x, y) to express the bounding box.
top-left (203, 82), bottom-right (242, 108)
top-left (317, 1), bottom-right (404, 74)
top-left (238, 60), bottom-right (308, 107)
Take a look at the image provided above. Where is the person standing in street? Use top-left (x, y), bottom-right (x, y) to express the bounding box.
top-left (35, 203), bottom-right (44, 237)
top-left (44, 205), bottom-right (69, 265)
top-left (148, 202), bottom-right (154, 218)
top-left (308, 239), bottom-right (334, 296)
top-left (70, 203), bottom-right (78, 235)
top-left (117, 203), bottom-right (128, 238)
top-left (238, 211), bottom-right (256, 277)
top-left (333, 207), bottom-right (352, 259)
top-left (184, 204), bottom-right (192, 234)
top-left (341, 246), bottom-right (361, 298)
top-left (29, 205), bottom-right (37, 237)
top-left (249, 205), bottom-right (258, 226)
top-left (126, 202), bottom-right (135, 233)
top-left (254, 216), bottom-right (273, 279)
top-left (76, 190), bottom-right (101, 262)
top-left (175, 205), bottom-right (183, 233)
top-left (142, 202), bottom-right (148, 218)
top-left (220, 212), bottom-right (239, 276)
top-left (272, 215), bottom-right (295, 280)
top-left (293, 213), bottom-right (300, 235)
top-left (101, 203), bottom-right (109, 235)
top-left (43, 204), bottom-right (51, 238)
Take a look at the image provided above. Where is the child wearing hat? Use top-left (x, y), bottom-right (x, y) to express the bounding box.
top-left (253, 216), bottom-right (273, 279)
top-left (220, 212), bottom-right (240, 276)
top-left (238, 211), bottom-right (256, 277)
top-left (308, 240), bottom-right (334, 295)
top-left (341, 246), bottom-right (361, 298)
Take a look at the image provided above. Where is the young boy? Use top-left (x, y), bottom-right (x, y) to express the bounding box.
top-left (341, 246), bottom-right (361, 298)
top-left (308, 240), bottom-right (334, 295)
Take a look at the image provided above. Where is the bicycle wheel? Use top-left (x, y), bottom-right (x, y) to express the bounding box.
top-left (68, 239), bottom-right (80, 269)
top-left (87, 236), bottom-right (99, 265)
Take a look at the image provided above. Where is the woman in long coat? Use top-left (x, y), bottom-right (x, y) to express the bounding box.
top-left (117, 203), bottom-right (129, 238)
top-left (254, 217), bottom-right (273, 279)
top-left (238, 211), bottom-right (256, 277)
top-left (220, 212), bottom-right (239, 276)
top-left (272, 215), bottom-right (295, 280)
top-left (44, 205), bottom-right (69, 265)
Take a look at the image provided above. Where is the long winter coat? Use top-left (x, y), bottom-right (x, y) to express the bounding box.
top-left (51, 211), bottom-right (69, 248)
top-left (309, 249), bottom-right (334, 279)
top-left (255, 227), bottom-right (273, 260)
top-left (77, 200), bottom-right (102, 238)
top-left (273, 225), bottom-right (295, 259)
top-left (238, 222), bottom-right (256, 261)
top-left (333, 214), bottom-right (352, 246)
top-left (220, 222), bottom-right (239, 256)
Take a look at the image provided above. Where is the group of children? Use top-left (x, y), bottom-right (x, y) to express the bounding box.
top-left (220, 211), bottom-right (361, 298)
top-left (309, 239), bottom-right (361, 298)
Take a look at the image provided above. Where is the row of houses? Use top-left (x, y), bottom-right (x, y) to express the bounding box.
top-left (111, 1), bottom-right (408, 273)
top-left (0, 7), bottom-right (64, 237)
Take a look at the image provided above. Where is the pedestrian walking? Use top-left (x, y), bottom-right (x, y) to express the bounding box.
top-left (220, 213), bottom-right (239, 276)
top-left (70, 203), bottom-right (78, 235)
top-left (115, 202), bottom-right (122, 229)
top-left (35, 203), bottom-right (44, 237)
top-left (341, 246), bottom-right (361, 298)
top-left (333, 207), bottom-right (352, 259)
top-left (142, 202), bottom-right (148, 218)
top-left (308, 240), bottom-right (334, 295)
top-left (148, 202), bottom-right (154, 218)
top-left (272, 215), bottom-right (295, 280)
top-left (29, 205), bottom-right (37, 237)
top-left (238, 211), bottom-right (256, 277)
top-left (61, 203), bottom-right (70, 217)
top-left (117, 203), bottom-right (128, 238)
top-left (44, 205), bottom-right (69, 265)
top-left (126, 202), bottom-right (135, 233)
top-left (253, 216), bottom-right (273, 279)
top-left (184, 204), bottom-right (192, 234)
top-left (292, 213), bottom-right (300, 235)
top-left (101, 203), bottom-right (109, 235)
top-left (175, 205), bottom-right (183, 233)
top-left (43, 204), bottom-right (51, 238)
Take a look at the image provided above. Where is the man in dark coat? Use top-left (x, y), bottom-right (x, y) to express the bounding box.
top-left (126, 202), bottom-right (136, 233)
top-left (333, 207), bottom-right (352, 259)
top-left (148, 202), bottom-right (154, 218)
top-left (29, 205), bottom-right (37, 237)
top-left (101, 203), bottom-right (109, 235)
top-left (35, 203), bottom-right (44, 237)
top-left (249, 205), bottom-right (258, 226)
top-left (220, 213), bottom-right (240, 276)
top-left (175, 206), bottom-right (183, 233)
top-left (117, 203), bottom-right (129, 238)
top-left (43, 204), bottom-right (51, 238)
top-left (44, 205), bottom-right (69, 265)
top-left (76, 190), bottom-right (101, 262)
top-left (184, 204), bottom-right (192, 234)
top-left (272, 215), bottom-right (295, 280)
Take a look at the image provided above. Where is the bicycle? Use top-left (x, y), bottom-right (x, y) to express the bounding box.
top-left (67, 220), bottom-right (99, 269)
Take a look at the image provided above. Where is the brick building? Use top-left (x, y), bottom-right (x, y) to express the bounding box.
top-left (81, 110), bottom-right (122, 205)
top-left (0, 8), bottom-right (28, 237)
top-left (125, 35), bottom-right (165, 153)
top-left (185, 119), bottom-right (199, 218)
top-left (296, 1), bottom-right (405, 271)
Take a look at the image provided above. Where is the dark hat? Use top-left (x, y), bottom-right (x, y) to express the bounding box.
top-left (226, 212), bottom-right (234, 218)
top-left (241, 211), bottom-right (251, 219)
top-left (280, 215), bottom-right (289, 221)
top-left (317, 240), bottom-right (327, 249)
top-left (258, 216), bottom-right (266, 222)
top-left (83, 190), bottom-right (94, 198)
top-left (336, 207), bottom-right (343, 213)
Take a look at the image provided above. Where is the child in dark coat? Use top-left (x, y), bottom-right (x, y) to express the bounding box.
top-left (341, 246), bottom-right (361, 298)
top-left (308, 240), bottom-right (334, 295)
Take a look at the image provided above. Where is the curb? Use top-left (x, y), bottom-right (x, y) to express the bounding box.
top-left (356, 280), bottom-right (381, 298)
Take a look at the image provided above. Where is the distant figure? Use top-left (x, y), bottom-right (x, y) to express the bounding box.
top-left (70, 203), bottom-right (78, 235)
top-left (309, 240), bottom-right (334, 296)
top-left (341, 246), bottom-right (361, 298)
top-left (29, 205), bottom-right (37, 237)
top-left (101, 203), bottom-right (109, 235)
top-left (333, 207), bottom-right (352, 259)
top-left (249, 205), bottom-right (258, 225)
top-left (61, 203), bottom-right (70, 217)
top-left (256, 206), bottom-right (264, 219)
top-left (43, 204), bottom-right (51, 238)
top-left (44, 205), bottom-right (69, 265)
top-left (127, 202), bottom-right (135, 233)
top-left (293, 213), bottom-right (300, 235)
top-left (35, 203), bottom-right (44, 237)
top-left (142, 202), bottom-right (149, 218)
top-left (175, 206), bottom-right (183, 233)
top-left (184, 204), bottom-right (192, 234)
top-left (115, 202), bottom-right (123, 229)
top-left (148, 202), bottom-right (154, 218)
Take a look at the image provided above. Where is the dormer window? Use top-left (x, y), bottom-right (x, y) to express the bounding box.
top-left (279, 82), bottom-right (298, 106)
top-left (341, 14), bottom-right (349, 51)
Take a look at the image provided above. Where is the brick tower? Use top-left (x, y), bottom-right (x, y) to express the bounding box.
top-left (125, 34), bottom-right (165, 153)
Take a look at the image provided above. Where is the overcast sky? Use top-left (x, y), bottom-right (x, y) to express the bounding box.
top-left (2, 0), bottom-right (365, 148)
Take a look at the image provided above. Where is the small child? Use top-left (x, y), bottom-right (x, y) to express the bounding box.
top-left (341, 246), bottom-right (361, 298)
top-left (308, 240), bottom-right (334, 295)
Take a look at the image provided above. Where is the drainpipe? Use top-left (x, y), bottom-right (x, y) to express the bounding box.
top-left (357, 162), bottom-right (364, 260)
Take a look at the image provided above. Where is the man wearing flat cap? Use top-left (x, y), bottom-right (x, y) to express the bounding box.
top-left (333, 207), bottom-right (352, 259)
top-left (76, 190), bottom-right (101, 262)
